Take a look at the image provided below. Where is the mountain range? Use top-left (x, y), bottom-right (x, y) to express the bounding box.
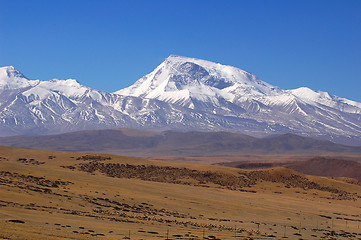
top-left (1, 55), bottom-right (361, 145)
top-left (0, 129), bottom-right (360, 157)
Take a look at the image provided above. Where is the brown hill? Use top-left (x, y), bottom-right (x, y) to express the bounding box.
top-left (285, 157), bottom-right (361, 181)
top-left (0, 129), bottom-right (361, 157)
top-left (218, 156), bottom-right (361, 181)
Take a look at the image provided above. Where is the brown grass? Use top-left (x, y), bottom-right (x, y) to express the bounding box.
top-left (0, 146), bottom-right (361, 239)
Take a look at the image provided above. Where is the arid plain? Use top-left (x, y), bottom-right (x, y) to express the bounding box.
top-left (1, 146), bottom-right (361, 240)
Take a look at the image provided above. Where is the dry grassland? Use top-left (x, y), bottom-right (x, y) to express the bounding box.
top-left (0, 146), bottom-right (361, 240)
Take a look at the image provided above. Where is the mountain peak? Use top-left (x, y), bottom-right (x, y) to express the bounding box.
top-left (164, 55), bottom-right (225, 71)
top-left (0, 66), bottom-right (28, 80)
top-left (0, 66), bottom-right (40, 90)
top-left (49, 78), bottom-right (81, 86)
top-left (166, 54), bottom-right (182, 59)
top-left (2, 66), bottom-right (16, 70)
top-left (166, 54), bottom-right (202, 62)
top-left (115, 55), bottom-right (280, 106)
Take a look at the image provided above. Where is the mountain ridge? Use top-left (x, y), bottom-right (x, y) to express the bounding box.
top-left (0, 128), bottom-right (360, 157)
top-left (1, 56), bottom-right (361, 145)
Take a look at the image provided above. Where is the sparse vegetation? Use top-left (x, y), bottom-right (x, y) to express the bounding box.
top-left (0, 146), bottom-right (360, 240)
top-left (77, 162), bottom-right (252, 189)
top-left (17, 157), bottom-right (45, 165)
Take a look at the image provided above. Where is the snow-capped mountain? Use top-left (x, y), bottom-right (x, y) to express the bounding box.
top-left (0, 66), bottom-right (39, 90)
top-left (1, 55), bottom-right (361, 145)
top-left (116, 55), bottom-right (361, 144)
top-left (116, 55), bottom-right (282, 109)
top-left (116, 55), bottom-right (361, 113)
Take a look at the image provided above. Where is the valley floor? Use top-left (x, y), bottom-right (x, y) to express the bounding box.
top-left (0, 146), bottom-right (361, 240)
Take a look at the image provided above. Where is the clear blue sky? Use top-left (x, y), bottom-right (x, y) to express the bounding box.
top-left (1, 0), bottom-right (360, 102)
